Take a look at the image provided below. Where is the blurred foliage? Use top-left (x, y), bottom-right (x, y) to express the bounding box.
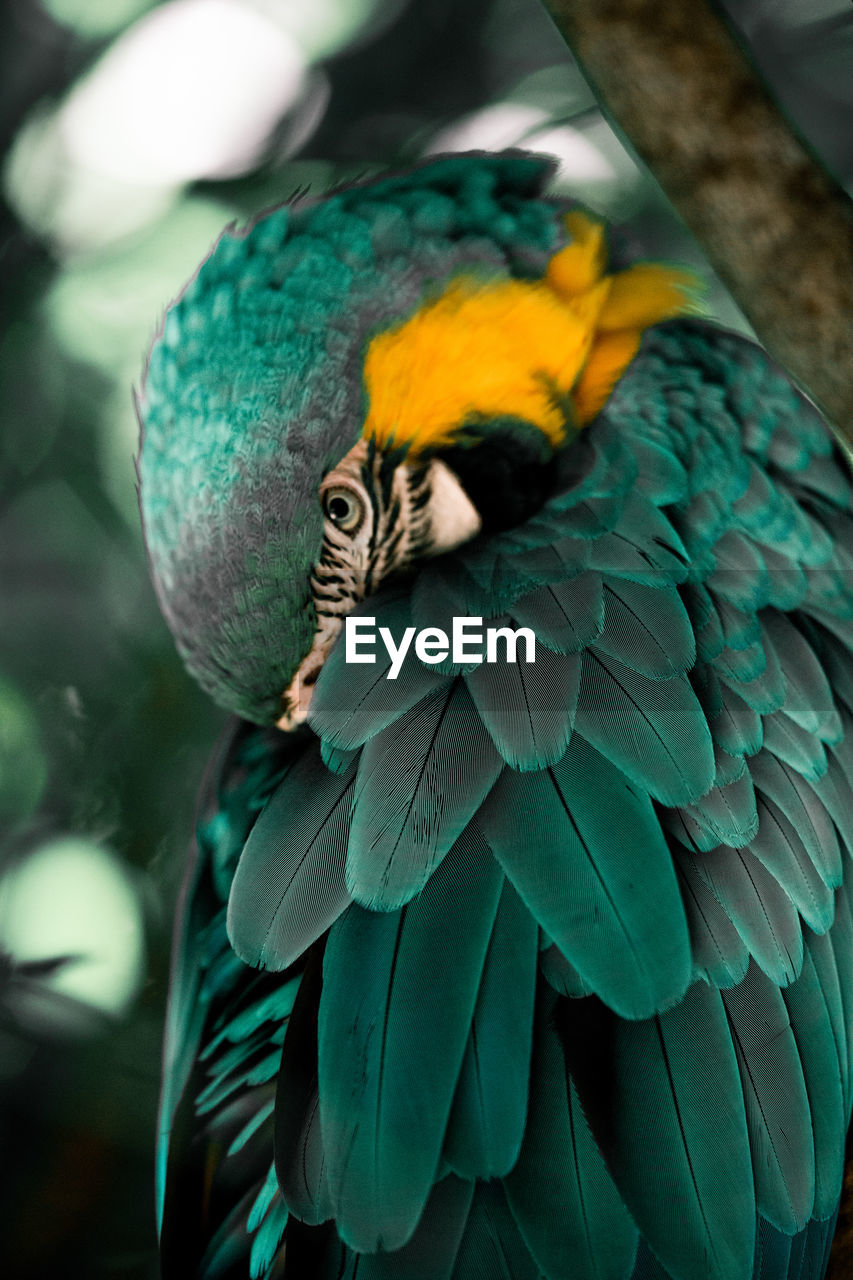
top-left (0, 0), bottom-right (851, 1274)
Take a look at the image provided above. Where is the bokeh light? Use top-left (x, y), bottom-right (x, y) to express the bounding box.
top-left (0, 837), bottom-right (146, 1019)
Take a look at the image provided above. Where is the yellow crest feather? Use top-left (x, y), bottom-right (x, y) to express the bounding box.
top-left (362, 213), bottom-right (699, 454)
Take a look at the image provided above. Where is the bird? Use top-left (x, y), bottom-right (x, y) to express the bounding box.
top-left (137, 151), bottom-right (853, 1280)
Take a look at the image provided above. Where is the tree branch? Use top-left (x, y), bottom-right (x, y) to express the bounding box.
top-left (539, 0), bottom-right (853, 458)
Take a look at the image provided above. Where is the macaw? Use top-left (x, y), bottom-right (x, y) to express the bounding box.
top-left (137, 152), bottom-right (853, 1280)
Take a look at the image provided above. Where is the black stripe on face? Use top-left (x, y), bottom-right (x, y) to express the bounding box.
top-left (438, 417), bottom-right (557, 534)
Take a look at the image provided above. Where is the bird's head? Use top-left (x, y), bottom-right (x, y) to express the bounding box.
top-left (138, 153), bottom-right (694, 728)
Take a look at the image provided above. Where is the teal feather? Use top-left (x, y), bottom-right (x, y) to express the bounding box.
top-left (444, 880), bottom-right (538, 1179)
top-left (721, 963), bottom-right (815, 1232)
top-left (761, 713), bottom-right (828, 782)
top-left (226, 746), bottom-right (355, 969)
top-left (812, 915), bottom-right (853, 1123)
top-left (345, 680), bottom-right (503, 909)
top-left (829, 882), bottom-right (853, 1111)
top-left (478, 735), bottom-right (691, 1018)
top-left (247, 1163), bottom-right (278, 1233)
top-left (707, 682), bottom-right (764, 757)
top-left (822, 742), bottom-right (853, 838)
top-left (545, 491), bottom-right (628, 541)
top-left (464, 633), bottom-right (580, 769)
top-left (750, 796), bottom-right (834, 931)
top-left (274, 946), bottom-right (334, 1226)
top-left (317, 826), bottom-right (502, 1252)
top-left (562, 982), bottom-right (755, 1280)
top-left (451, 1182), bottom-right (541, 1280)
top-left (226, 1099), bottom-right (275, 1157)
top-left (504, 991), bottom-right (638, 1280)
top-left (249, 1195), bottom-right (288, 1279)
top-left (731, 459), bottom-right (791, 534)
top-left (320, 740), bottom-right (360, 775)
top-left (758, 543), bottom-right (808, 610)
top-left (341, 1175), bottom-right (475, 1280)
top-left (718, 624), bottom-right (786, 713)
top-left (707, 531), bottom-right (771, 610)
top-left (754, 1219), bottom-right (794, 1280)
top-left (762, 612), bottom-right (837, 734)
top-left (575, 651), bottom-right (716, 806)
top-left (677, 489), bottom-right (730, 552)
top-left (713, 639), bottom-right (770, 687)
top-left (710, 744), bottom-right (749, 786)
top-left (629, 434), bottom-right (688, 504)
top-left (678, 765), bottom-right (759, 850)
top-left (675, 858), bottom-right (750, 989)
top-left (818, 633), bottom-right (853, 714)
top-left (808, 928), bottom-right (850, 1121)
top-left (593, 580), bottom-right (696, 677)
top-left (782, 944), bottom-right (846, 1222)
top-left (688, 587), bottom-right (727, 662)
top-left (714, 598), bottom-right (762, 651)
top-left (586, 495), bottom-right (689, 585)
top-left (506, 523), bottom-right (590, 566)
top-left (679, 845), bottom-right (803, 986)
top-left (509, 572), bottom-right (604, 653)
top-left (750, 753), bottom-right (841, 888)
top-left (538, 942), bottom-right (595, 998)
top-left (198, 1192), bottom-right (257, 1279)
top-left (408, 569), bottom-right (490, 674)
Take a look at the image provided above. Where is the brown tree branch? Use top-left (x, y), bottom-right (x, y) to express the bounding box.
top-left (539, 0), bottom-right (853, 459)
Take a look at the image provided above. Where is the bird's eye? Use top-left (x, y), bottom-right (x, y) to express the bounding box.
top-left (322, 486), bottom-right (364, 534)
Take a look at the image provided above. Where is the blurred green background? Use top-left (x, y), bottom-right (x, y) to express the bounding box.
top-left (0, 1), bottom-right (850, 1275)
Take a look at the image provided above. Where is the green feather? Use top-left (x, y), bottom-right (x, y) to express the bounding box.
top-left (721, 964), bottom-right (814, 1232)
top-left (675, 857), bottom-right (750, 989)
top-left (341, 1175), bottom-right (475, 1279)
top-left (678, 845), bottom-right (803, 986)
top-left (274, 946), bottom-right (333, 1226)
top-left (317, 826), bottom-right (502, 1252)
top-left (504, 990), bottom-right (638, 1280)
top-left (464, 632), bottom-right (580, 770)
top-left (706, 681), bottom-right (764, 757)
top-left (509, 572), bottom-right (604, 654)
top-left (761, 713), bottom-right (828, 782)
top-left (478, 734), bottom-right (691, 1019)
top-left (677, 764), bottom-right (758, 850)
top-left (562, 982), bottom-right (755, 1280)
top-left (586, 494), bottom-right (689, 585)
top-left (750, 752), bottom-right (841, 889)
top-left (575, 651), bottom-right (715, 806)
top-left (226, 745), bottom-right (355, 970)
top-left (717, 625), bottom-right (786, 714)
top-left (451, 1182), bottom-right (541, 1280)
top-left (594, 579), bottom-right (696, 677)
top-left (345, 680), bottom-right (503, 909)
top-left (782, 943), bottom-right (846, 1222)
top-left (750, 796), bottom-right (835, 931)
top-left (763, 612), bottom-right (837, 734)
top-left (443, 879), bottom-right (538, 1179)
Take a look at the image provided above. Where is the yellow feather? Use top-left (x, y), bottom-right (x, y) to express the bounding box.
top-left (573, 330), bottom-right (642, 425)
top-left (361, 213), bottom-right (700, 455)
top-left (546, 212), bottom-right (606, 298)
top-left (363, 279), bottom-right (590, 452)
top-left (598, 263), bottom-right (700, 331)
